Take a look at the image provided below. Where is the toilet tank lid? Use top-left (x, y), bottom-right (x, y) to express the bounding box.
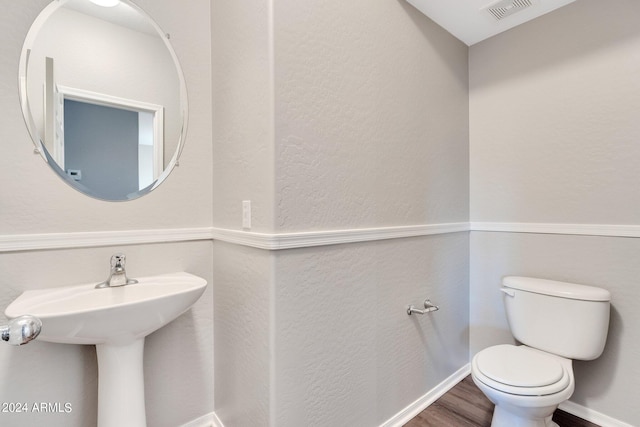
top-left (503, 276), bottom-right (611, 301)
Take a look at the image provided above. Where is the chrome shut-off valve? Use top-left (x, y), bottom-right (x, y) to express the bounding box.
top-left (1, 315), bottom-right (42, 345)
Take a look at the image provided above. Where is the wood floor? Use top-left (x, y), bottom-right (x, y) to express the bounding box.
top-left (404, 376), bottom-right (600, 427)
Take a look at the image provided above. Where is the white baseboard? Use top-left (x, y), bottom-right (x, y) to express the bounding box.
top-left (208, 365), bottom-right (471, 427)
top-left (184, 373), bottom-right (634, 427)
top-left (559, 400), bottom-right (634, 427)
top-left (180, 412), bottom-right (219, 427)
top-left (198, 365), bottom-right (471, 427)
top-left (211, 412), bottom-right (224, 427)
top-left (379, 364), bottom-right (471, 427)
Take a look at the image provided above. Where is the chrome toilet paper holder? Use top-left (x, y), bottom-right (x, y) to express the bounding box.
top-left (407, 299), bottom-right (439, 316)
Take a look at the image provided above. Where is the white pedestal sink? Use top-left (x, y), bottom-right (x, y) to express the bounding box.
top-left (5, 272), bottom-right (207, 427)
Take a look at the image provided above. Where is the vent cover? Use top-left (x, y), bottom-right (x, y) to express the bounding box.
top-left (483, 0), bottom-right (533, 21)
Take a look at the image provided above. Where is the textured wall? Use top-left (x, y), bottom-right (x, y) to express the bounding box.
top-left (273, 0), bottom-right (469, 232)
top-left (211, 0), bottom-right (274, 232)
top-left (210, 1), bottom-right (276, 424)
top-left (0, 1), bottom-right (213, 426)
top-left (470, 0), bottom-right (640, 224)
top-left (213, 242), bottom-right (273, 427)
top-left (273, 236), bottom-right (469, 426)
top-left (269, 0), bottom-right (470, 425)
top-left (469, 1), bottom-right (640, 425)
top-left (211, 0), bottom-right (470, 426)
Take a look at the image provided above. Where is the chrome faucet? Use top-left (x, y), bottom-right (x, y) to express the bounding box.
top-left (95, 253), bottom-right (138, 289)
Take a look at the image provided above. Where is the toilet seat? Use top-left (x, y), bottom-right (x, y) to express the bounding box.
top-left (472, 345), bottom-right (571, 396)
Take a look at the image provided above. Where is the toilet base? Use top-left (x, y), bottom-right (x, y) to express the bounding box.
top-left (471, 347), bottom-right (575, 427)
top-left (491, 402), bottom-right (559, 427)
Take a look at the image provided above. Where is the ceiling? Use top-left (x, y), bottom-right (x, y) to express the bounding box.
top-left (405, 0), bottom-right (576, 46)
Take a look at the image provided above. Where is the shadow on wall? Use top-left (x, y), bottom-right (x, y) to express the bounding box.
top-left (408, 310), bottom-right (469, 377)
top-left (396, 0), bottom-right (468, 89)
top-left (571, 303), bottom-right (622, 402)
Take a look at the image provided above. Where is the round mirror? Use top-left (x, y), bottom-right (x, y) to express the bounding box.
top-left (19, 0), bottom-right (188, 201)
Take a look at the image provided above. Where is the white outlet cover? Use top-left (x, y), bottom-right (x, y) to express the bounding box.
top-left (242, 200), bottom-right (251, 230)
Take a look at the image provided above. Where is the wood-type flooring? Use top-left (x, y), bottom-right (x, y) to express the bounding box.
top-left (404, 376), bottom-right (600, 427)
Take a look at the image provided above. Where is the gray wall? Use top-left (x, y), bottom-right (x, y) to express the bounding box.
top-left (212, 0), bottom-right (470, 425)
top-left (469, 0), bottom-right (640, 424)
top-left (272, 236), bottom-right (469, 426)
top-left (211, 0), bottom-right (274, 232)
top-left (273, 0), bottom-right (469, 232)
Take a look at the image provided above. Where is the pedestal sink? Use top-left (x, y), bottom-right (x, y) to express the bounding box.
top-left (4, 272), bottom-right (207, 427)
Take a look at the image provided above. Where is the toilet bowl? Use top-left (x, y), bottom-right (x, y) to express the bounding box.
top-left (471, 277), bottom-right (611, 427)
top-left (471, 344), bottom-right (575, 427)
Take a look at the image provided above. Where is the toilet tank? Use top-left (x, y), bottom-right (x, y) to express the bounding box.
top-left (502, 276), bottom-right (611, 360)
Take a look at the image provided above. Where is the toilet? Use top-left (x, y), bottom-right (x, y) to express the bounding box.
top-left (471, 276), bottom-right (611, 427)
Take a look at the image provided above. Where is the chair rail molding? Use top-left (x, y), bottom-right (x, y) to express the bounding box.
top-left (0, 227), bottom-right (213, 252)
top-left (3, 222), bottom-right (639, 253)
top-left (0, 223), bottom-right (470, 252)
top-left (211, 222), bottom-right (470, 250)
top-left (470, 222), bottom-right (640, 238)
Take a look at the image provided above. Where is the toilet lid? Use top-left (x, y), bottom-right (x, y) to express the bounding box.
top-left (476, 345), bottom-right (564, 387)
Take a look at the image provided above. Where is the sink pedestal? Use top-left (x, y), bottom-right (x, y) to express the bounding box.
top-left (96, 339), bottom-right (146, 427)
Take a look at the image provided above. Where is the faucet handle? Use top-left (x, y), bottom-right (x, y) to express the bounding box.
top-left (111, 253), bottom-right (127, 271)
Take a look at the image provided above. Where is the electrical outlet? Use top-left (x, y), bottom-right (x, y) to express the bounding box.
top-left (242, 200), bottom-right (251, 230)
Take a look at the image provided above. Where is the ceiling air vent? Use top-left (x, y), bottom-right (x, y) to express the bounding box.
top-left (482, 0), bottom-right (533, 21)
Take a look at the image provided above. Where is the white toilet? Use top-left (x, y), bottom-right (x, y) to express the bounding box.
top-left (471, 276), bottom-right (611, 427)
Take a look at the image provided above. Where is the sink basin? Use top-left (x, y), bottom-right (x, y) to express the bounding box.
top-left (5, 272), bottom-right (207, 345)
top-left (4, 271), bottom-right (207, 427)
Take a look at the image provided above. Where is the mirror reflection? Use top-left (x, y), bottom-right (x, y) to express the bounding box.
top-left (20, 0), bottom-right (187, 201)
